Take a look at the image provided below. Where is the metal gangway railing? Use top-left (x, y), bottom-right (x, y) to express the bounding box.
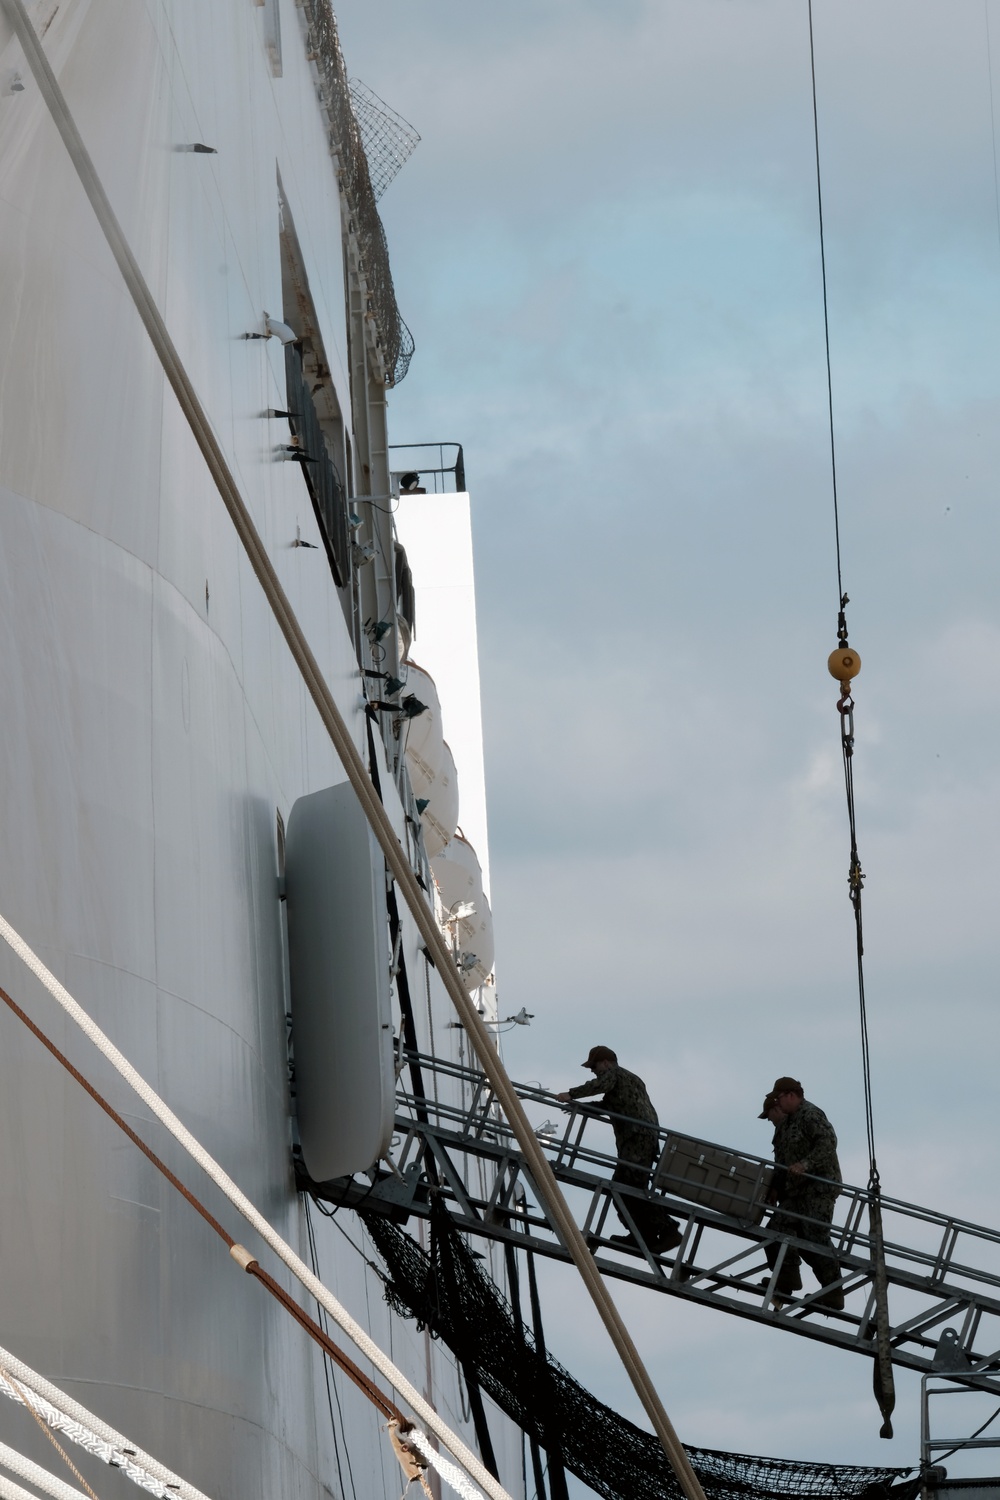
top-left (299, 1049), bottom-right (1000, 1381)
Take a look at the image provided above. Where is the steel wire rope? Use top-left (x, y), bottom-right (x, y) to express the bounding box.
top-left (808, 0), bottom-right (844, 607)
top-left (807, 0), bottom-right (893, 1437)
top-left (985, 1), bottom-right (1000, 260)
top-left (0, 2), bottom-right (703, 1489)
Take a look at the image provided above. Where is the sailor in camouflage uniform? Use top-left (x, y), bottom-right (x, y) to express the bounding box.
top-left (759, 1076), bottom-right (844, 1310)
top-left (558, 1047), bottom-right (681, 1253)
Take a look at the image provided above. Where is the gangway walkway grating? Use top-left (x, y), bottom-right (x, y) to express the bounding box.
top-left (297, 1050), bottom-right (1000, 1381)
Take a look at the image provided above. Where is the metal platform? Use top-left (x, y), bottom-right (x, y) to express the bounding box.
top-left (300, 1050), bottom-right (1000, 1380)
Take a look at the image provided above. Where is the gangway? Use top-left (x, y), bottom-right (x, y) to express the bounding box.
top-left (298, 1050), bottom-right (1000, 1383)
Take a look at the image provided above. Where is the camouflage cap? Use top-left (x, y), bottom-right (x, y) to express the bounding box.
top-left (758, 1078), bottom-right (802, 1118)
top-left (581, 1045), bottom-right (618, 1069)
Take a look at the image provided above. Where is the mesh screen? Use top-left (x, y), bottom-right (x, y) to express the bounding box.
top-left (349, 80), bottom-right (421, 201)
top-left (361, 1205), bottom-right (918, 1500)
top-left (297, 0), bottom-right (414, 384)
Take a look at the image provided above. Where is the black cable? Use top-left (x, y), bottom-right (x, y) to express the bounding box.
top-left (807, 0), bottom-right (844, 609)
top-left (985, 1), bottom-right (1000, 260)
top-left (304, 1198), bottom-right (358, 1500)
top-left (932, 1400), bottom-right (1000, 1467)
top-left (809, 0), bottom-right (880, 1192)
top-left (525, 1250), bottom-right (570, 1500)
top-left (840, 708), bottom-right (878, 1182)
top-left (810, 12), bottom-right (892, 1429)
top-left (504, 1241), bottom-right (549, 1500)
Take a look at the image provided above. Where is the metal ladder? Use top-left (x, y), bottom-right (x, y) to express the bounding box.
top-left (301, 1049), bottom-right (1000, 1381)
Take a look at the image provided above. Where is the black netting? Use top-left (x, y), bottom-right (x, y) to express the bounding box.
top-left (297, 1), bottom-right (414, 385)
top-left (349, 79), bottom-right (421, 202)
top-left (359, 1204), bottom-right (918, 1500)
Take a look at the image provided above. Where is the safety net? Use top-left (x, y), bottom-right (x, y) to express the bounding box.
top-left (359, 1203), bottom-right (919, 1500)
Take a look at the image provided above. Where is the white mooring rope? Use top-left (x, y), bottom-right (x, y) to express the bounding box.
top-left (0, 1437), bottom-right (91, 1500)
top-left (0, 1470), bottom-right (67, 1500)
top-left (0, 2), bottom-right (705, 1494)
top-left (0, 913), bottom-right (510, 1500)
top-left (0, 1348), bottom-right (211, 1500)
top-left (406, 1428), bottom-right (489, 1500)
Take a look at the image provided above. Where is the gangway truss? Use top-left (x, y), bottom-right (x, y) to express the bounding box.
top-left (298, 1050), bottom-right (1000, 1382)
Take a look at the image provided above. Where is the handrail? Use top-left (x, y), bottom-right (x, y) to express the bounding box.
top-left (396, 1049), bottom-right (1000, 1289)
top-left (301, 1051), bottom-right (1000, 1374)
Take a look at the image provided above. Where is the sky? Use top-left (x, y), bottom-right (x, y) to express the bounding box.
top-left (336, 1), bottom-right (1000, 1489)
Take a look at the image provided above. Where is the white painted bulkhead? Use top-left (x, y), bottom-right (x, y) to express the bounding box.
top-left (0, 1), bottom-right (522, 1497)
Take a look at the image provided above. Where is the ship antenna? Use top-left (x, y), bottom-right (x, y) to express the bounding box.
top-left (809, 0), bottom-right (894, 1441)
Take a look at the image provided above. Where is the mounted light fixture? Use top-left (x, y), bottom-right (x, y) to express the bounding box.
top-left (264, 312), bottom-right (298, 344)
top-left (368, 694), bottom-right (426, 720)
top-left (245, 312), bottom-right (298, 343)
top-left (362, 669), bottom-right (406, 696)
top-left (449, 1009), bottom-right (533, 1033)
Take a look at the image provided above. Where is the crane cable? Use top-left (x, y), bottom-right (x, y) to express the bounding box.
top-left (808, 0), bottom-right (895, 1440)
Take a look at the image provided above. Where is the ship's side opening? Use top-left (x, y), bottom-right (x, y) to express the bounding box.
top-left (277, 176), bottom-right (355, 632)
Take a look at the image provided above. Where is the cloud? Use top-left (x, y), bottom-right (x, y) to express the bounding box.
top-left (337, 0), bottom-right (1000, 1473)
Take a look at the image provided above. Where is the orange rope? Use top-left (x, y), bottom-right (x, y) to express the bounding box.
top-left (0, 984), bottom-right (403, 1425)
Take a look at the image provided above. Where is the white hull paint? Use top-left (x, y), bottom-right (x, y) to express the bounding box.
top-left (0, 1), bottom-right (522, 1495)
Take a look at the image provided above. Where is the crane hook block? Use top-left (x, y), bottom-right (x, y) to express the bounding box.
top-left (828, 646), bottom-right (861, 683)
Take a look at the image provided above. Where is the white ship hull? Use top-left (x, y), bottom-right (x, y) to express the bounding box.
top-left (0, 1), bottom-right (522, 1495)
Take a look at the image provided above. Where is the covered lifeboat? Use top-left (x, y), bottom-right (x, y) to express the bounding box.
top-left (401, 662), bottom-right (459, 856)
top-left (431, 832), bottom-right (494, 992)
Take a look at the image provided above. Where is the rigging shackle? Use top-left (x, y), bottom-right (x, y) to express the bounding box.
top-left (830, 643), bottom-right (860, 738)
